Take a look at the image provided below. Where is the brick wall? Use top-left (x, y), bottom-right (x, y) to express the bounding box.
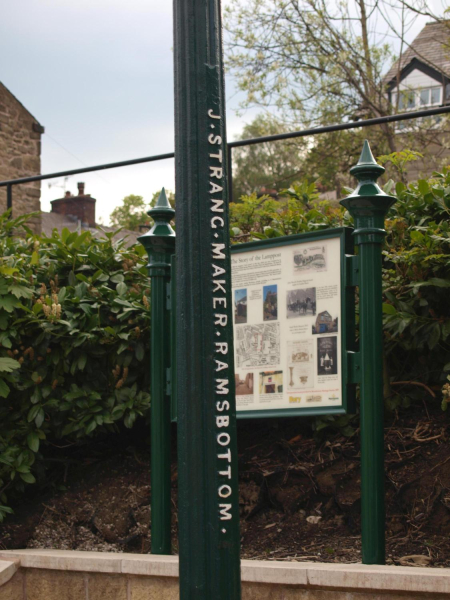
top-left (0, 82), bottom-right (43, 233)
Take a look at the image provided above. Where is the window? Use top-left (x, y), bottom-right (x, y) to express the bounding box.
top-left (392, 85), bottom-right (442, 111)
top-left (391, 85), bottom-right (443, 131)
top-left (431, 87), bottom-right (441, 105)
top-left (420, 89), bottom-right (430, 106)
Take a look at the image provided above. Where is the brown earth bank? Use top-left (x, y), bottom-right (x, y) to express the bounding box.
top-left (1, 399), bottom-right (450, 567)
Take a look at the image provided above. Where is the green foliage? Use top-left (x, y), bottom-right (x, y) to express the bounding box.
top-left (230, 114), bottom-right (307, 200)
top-left (382, 166), bottom-right (450, 390)
top-left (231, 115), bottom-right (391, 198)
top-left (109, 194), bottom-right (149, 231)
top-left (0, 214), bottom-right (150, 521)
top-left (378, 150), bottom-right (424, 183)
top-left (230, 180), bottom-right (348, 241)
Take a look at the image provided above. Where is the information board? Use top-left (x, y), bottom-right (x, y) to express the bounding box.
top-left (230, 228), bottom-right (355, 418)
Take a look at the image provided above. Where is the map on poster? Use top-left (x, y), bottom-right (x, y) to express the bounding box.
top-left (231, 235), bottom-right (342, 413)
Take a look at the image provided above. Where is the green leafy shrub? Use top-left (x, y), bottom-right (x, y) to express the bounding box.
top-left (230, 181), bottom-right (349, 241)
top-left (382, 167), bottom-right (450, 402)
top-left (0, 213), bottom-right (150, 521)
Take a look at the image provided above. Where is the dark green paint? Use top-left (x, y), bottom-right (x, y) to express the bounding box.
top-left (173, 0), bottom-right (241, 595)
top-left (138, 189), bottom-right (175, 555)
top-left (340, 140), bottom-right (396, 565)
top-left (170, 255), bottom-right (177, 423)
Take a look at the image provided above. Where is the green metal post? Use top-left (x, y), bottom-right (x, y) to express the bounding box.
top-left (340, 141), bottom-right (396, 564)
top-left (138, 189), bottom-right (175, 555)
top-left (174, 0), bottom-right (241, 594)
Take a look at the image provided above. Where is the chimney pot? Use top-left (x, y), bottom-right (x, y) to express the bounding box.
top-left (65, 191), bottom-right (71, 198)
top-left (77, 182), bottom-right (85, 196)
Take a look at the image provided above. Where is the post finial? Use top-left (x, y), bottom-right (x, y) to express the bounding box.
top-left (341, 140), bottom-right (395, 207)
top-left (147, 187), bottom-right (175, 222)
top-left (340, 140), bottom-right (396, 245)
top-left (138, 188), bottom-right (175, 252)
top-left (349, 140), bottom-right (385, 182)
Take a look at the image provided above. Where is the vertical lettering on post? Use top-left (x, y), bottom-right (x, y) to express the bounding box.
top-left (208, 107), bottom-right (236, 533)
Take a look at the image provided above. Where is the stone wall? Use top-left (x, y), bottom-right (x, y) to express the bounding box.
top-left (0, 82), bottom-right (43, 232)
top-left (2, 550), bottom-right (450, 600)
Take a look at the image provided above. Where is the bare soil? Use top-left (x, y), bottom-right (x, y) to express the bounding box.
top-left (2, 400), bottom-right (450, 567)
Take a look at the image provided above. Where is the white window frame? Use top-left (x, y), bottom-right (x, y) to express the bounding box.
top-left (391, 85), bottom-right (442, 111)
top-left (391, 85), bottom-right (443, 131)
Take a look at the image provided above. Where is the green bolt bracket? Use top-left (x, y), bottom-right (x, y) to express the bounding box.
top-left (345, 254), bottom-right (360, 289)
top-left (347, 351), bottom-right (361, 385)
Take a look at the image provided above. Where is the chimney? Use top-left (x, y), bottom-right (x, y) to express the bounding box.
top-left (51, 182), bottom-right (96, 228)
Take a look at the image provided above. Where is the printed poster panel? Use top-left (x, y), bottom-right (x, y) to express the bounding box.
top-left (232, 236), bottom-right (342, 413)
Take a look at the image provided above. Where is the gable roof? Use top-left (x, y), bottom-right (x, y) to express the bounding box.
top-left (384, 21), bottom-right (450, 87)
top-left (41, 211), bottom-right (141, 247)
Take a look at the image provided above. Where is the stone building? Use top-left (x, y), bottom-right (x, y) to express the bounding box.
top-left (0, 82), bottom-right (44, 231)
top-left (313, 310), bottom-right (338, 335)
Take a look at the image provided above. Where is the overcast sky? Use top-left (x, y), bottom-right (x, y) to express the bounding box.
top-left (0, 0), bottom-right (444, 224)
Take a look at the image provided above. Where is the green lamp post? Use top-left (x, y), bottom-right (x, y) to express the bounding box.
top-left (173, 0), bottom-right (241, 594)
top-left (138, 188), bottom-right (175, 555)
top-left (340, 141), bottom-right (396, 564)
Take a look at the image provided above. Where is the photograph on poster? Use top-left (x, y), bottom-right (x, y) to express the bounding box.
top-left (259, 371), bottom-right (283, 394)
top-left (312, 311), bottom-right (338, 334)
top-left (293, 245), bottom-right (326, 274)
top-left (287, 365), bottom-right (313, 389)
top-left (235, 372), bottom-right (254, 396)
top-left (235, 322), bottom-right (280, 368)
top-left (234, 288), bottom-right (247, 324)
top-left (263, 284), bottom-right (278, 321)
top-left (287, 339), bottom-right (313, 363)
top-left (287, 287), bottom-right (316, 319)
top-left (286, 339), bottom-right (313, 390)
top-left (317, 336), bottom-right (338, 376)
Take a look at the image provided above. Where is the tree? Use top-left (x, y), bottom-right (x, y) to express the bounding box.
top-left (109, 195), bottom-right (148, 231)
top-left (230, 114), bottom-right (308, 200)
top-left (230, 114), bottom-right (377, 198)
top-left (225, 0), bottom-right (446, 154)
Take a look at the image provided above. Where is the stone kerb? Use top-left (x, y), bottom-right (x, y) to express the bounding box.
top-left (1, 550), bottom-right (450, 599)
top-left (0, 558), bottom-right (18, 587)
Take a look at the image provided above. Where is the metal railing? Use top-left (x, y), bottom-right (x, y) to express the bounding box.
top-left (1, 104), bottom-right (449, 208)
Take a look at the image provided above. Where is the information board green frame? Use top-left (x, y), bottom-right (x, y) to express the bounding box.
top-left (171, 226), bottom-right (356, 421)
top-left (231, 227), bottom-right (356, 419)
